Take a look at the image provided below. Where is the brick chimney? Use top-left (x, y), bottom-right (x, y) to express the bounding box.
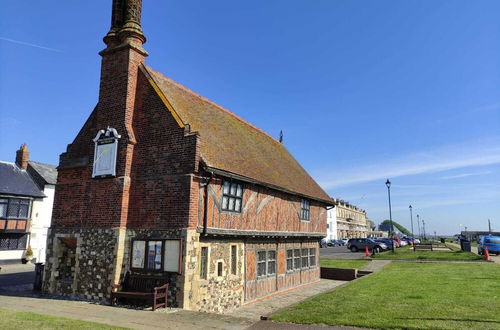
top-left (15, 144), bottom-right (30, 170)
top-left (96, 0), bottom-right (148, 144)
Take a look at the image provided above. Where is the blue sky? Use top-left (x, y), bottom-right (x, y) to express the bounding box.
top-left (1, 1), bottom-right (499, 235)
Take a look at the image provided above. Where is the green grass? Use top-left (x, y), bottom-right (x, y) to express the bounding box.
top-left (0, 308), bottom-right (127, 330)
top-left (320, 259), bottom-right (370, 269)
top-left (372, 246), bottom-right (483, 261)
top-left (271, 262), bottom-right (500, 329)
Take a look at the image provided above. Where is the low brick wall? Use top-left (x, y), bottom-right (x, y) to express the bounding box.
top-left (320, 267), bottom-right (357, 281)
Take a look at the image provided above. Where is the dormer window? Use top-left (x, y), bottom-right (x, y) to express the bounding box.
top-left (221, 180), bottom-right (243, 213)
top-left (300, 199), bottom-right (310, 221)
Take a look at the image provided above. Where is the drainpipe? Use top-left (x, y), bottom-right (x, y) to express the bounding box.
top-left (202, 172), bottom-right (213, 236)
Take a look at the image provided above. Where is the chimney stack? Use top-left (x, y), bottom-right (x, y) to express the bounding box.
top-left (15, 144), bottom-right (30, 170)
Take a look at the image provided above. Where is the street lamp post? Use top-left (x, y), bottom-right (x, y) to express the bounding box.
top-left (409, 205), bottom-right (414, 246)
top-left (385, 179), bottom-right (395, 252)
top-left (417, 214), bottom-right (421, 239)
top-left (422, 219), bottom-right (426, 241)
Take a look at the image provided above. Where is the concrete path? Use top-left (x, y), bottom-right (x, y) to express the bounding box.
top-left (226, 279), bottom-right (346, 321)
top-left (360, 260), bottom-right (391, 273)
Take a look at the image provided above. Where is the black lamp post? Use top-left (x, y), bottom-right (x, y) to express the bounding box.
top-left (417, 214), bottom-right (421, 239)
top-left (409, 205), bottom-right (414, 246)
top-left (385, 179), bottom-right (395, 252)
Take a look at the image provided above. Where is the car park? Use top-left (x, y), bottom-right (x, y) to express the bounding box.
top-left (477, 235), bottom-right (500, 255)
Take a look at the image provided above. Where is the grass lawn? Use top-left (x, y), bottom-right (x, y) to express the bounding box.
top-left (372, 246), bottom-right (483, 261)
top-left (320, 259), bottom-right (370, 269)
top-left (271, 262), bottom-right (500, 329)
top-left (0, 308), bottom-right (126, 330)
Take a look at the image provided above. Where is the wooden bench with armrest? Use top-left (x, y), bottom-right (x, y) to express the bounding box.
top-left (413, 244), bottom-right (433, 251)
top-left (110, 272), bottom-right (168, 311)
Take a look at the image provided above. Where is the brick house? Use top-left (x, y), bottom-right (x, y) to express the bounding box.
top-left (42, 0), bottom-right (333, 312)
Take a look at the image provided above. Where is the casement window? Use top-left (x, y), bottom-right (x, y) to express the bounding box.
top-left (221, 180), bottom-right (243, 213)
top-left (130, 239), bottom-right (181, 273)
top-left (286, 249), bottom-right (294, 271)
top-left (0, 234), bottom-right (27, 250)
top-left (309, 248), bottom-right (316, 267)
top-left (300, 199), bottom-right (310, 221)
top-left (257, 251), bottom-right (267, 277)
top-left (301, 248), bottom-right (309, 268)
top-left (267, 251), bottom-right (276, 275)
top-left (231, 245), bottom-right (237, 275)
top-left (200, 247), bottom-right (208, 279)
top-left (0, 198), bottom-right (30, 220)
top-left (293, 249), bottom-right (301, 269)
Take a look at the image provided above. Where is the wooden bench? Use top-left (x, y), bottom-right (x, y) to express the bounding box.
top-left (111, 273), bottom-right (168, 311)
top-left (413, 244), bottom-right (433, 251)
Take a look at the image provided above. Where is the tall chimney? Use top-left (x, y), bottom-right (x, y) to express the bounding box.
top-left (15, 144), bottom-right (30, 170)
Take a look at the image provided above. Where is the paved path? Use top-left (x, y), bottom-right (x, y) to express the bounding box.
top-left (360, 260), bottom-right (391, 272)
top-left (0, 294), bottom-right (253, 330)
top-left (0, 264), bottom-right (35, 293)
top-left (226, 279), bottom-right (347, 321)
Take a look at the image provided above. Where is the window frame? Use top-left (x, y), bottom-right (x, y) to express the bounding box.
top-left (286, 249), bottom-right (294, 272)
top-left (200, 246), bottom-right (209, 280)
top-left (0, 233), bottom-right (28, 251)
top-left (221, 180), bottom-right (244, 213)
top-left (301, 248), bottom-right (309, 268)
top-left (257, 250), bottom-right (267, 278)
top-left (309, 247), bottom-right (317, 267)
top-left (293, 249), bottom-right (301, 270)
top-left (0, 197), bottom-right (31, 220)
top-left (300, 199), bottom-right (310, 221)
top-left (129, 238), bottom-right (182, 274)
top-left (231, 245), bottom-right (237, 275)
top-left (267, 250), bottom-right (276, 276)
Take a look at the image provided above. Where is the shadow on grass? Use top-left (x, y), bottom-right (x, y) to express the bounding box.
top-left (396, 317), bottom-right (500, 324)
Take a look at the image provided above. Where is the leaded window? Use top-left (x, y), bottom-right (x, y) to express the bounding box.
top-left (0, 234), bottom-right (27, 250)
top-left (286, 249), bottom-right (293, 271)
top-left (293, 249), bottom-right (301, 269)
top-left (257, 251), bottom-right (267, 277)
top-left (2, 198), bottom-right (30, 220)
top-left (0, 199), bottom-right (7, 217)
top-left (222, 181), bottom-right (243, 212)
top-left (267, 251), bottom-right (276, 275)
top-left (231, 245), bottom-right (237, 275)
top-left (300, 199), bottom-right (310, 221)
top-left (309, 248), bottom-right (316, 267)
top-left (200, 247), bottom-right (208, 279)
top-left (301, 248), bottom-right (309, 268)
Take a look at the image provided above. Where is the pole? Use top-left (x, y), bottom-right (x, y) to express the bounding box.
top-left (422, 220), bottom-right (426, 240)
top-left (489, 219), bottom-right (492, 234)
top-left (417, 214), bottom-right (421, 239)
top-left (386, 180), bottom-right (394, 252)
top-left (409, 205), bottom-right (414, 245)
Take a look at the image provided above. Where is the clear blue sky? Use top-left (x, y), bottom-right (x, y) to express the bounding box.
top-left (1, 1), bottom-right (499, 235)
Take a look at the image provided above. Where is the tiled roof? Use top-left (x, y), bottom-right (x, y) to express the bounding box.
top-left (28, 161), bottom-right (58, 185)
top-left (0, 161), bottom-right (45, 198)
top-left (145, 66), bottom-right (333, 204)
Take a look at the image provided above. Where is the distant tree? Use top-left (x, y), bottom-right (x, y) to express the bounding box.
top-left (380, 220), bottom-right (412, 236)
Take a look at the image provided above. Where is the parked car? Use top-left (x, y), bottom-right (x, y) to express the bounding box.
top-left (347, 238), bottom-right (387, 253)
top-left (341, 238), bottom-right (349, 245)
top-left (335, 239), bottom-right (347, 246)
top-left (478, 235), bottom-right (500, 255)
top-left (374, 238), bottom-right (394, 250)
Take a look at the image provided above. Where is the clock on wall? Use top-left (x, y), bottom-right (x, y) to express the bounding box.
top-left (92, 127), bottom-right (121, 178)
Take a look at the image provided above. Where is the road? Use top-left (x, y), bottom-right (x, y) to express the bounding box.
top-left (320, 245), bottom-right (367, 260)
top-left (0, 263), bottom-right (35, 293)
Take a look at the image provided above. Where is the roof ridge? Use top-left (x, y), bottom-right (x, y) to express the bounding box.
top-left (145, 66), bottom-right (282, 145)
top-left (28, 160), bottom-right (57, 168)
